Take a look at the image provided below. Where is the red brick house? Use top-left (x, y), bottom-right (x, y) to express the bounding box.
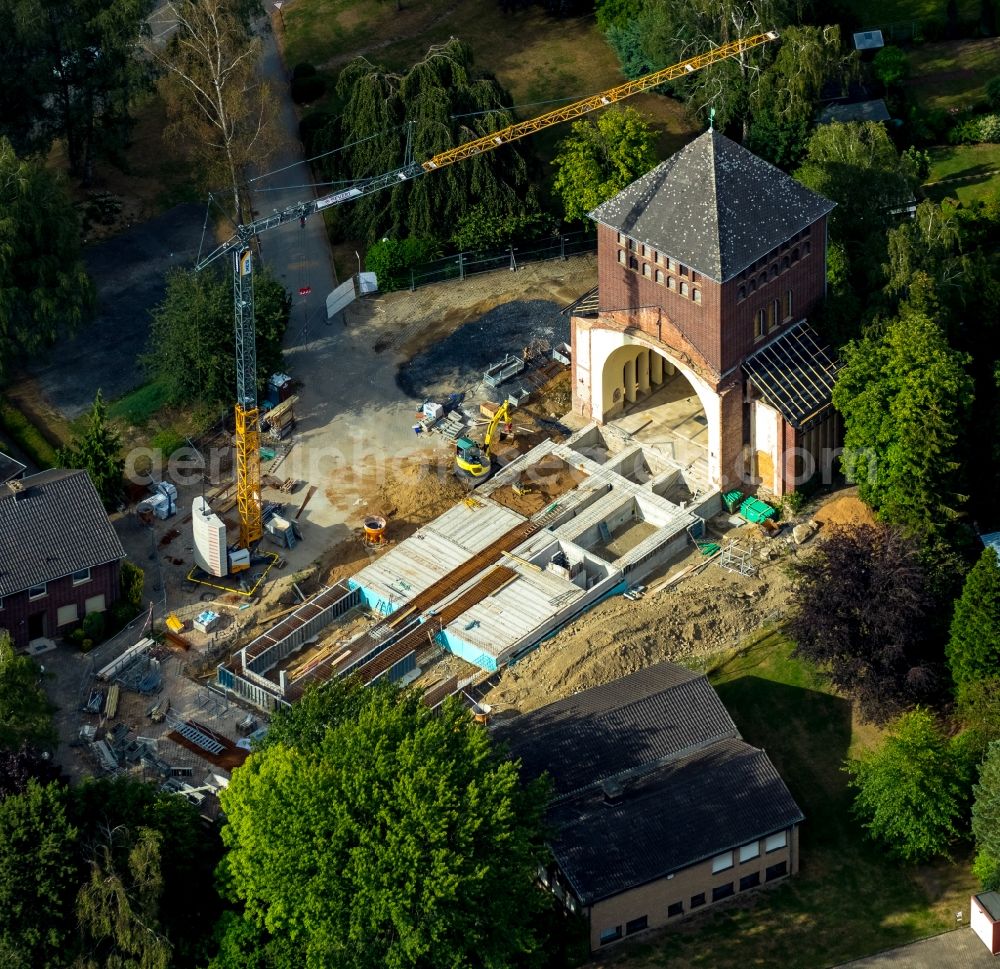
top-left (571, 129), bottom-right (841, 496)
top-left (0, 470), bottom-right (126, 649)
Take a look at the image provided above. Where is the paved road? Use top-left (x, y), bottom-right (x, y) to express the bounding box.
top-left (835, 928), bottom-right (995, 968)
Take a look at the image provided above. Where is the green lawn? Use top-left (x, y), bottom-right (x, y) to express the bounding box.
top-left (926, 143), bottom-right (1000, 204)
top-left (108, 379), bottom-right (173, 427)
top-left (281, 0), bottom-right (694, 157)
top-left (844, 0), bottom-right (978, 27)
top-left (906, 37), bottom-right (1000, 112)
top-left (608, 630), bottom-right (977, 969)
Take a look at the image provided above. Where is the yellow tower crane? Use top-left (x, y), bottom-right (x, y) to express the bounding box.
top-left (196, 30), bottom-right (779, 549)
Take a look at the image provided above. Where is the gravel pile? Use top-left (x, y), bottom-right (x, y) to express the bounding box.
top-left (396, 298), bottom-right (569, 400)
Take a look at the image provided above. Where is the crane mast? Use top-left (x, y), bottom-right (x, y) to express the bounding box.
top-left (196, 29), bottom-right (779, 550)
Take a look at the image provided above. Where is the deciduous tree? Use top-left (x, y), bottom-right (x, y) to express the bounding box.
top-left (846, 708), bottom-right (971, 863)
top-left (217, 681), bottom-right (550, 969)
top-left (789, 524), bottom-right (939, 722)
top-left (0, 781), bottom-right (79, 968)
top-left (551, 107), bottom-right (658, 223)
top-left (0, 138), bottom-right (92, 381)
top-left (315, 40), bottom-right (541, 244)
top-left (0, 631), bottom-right (57, 752)
top-left (58, 391), bottom-right (125, 512)
top-left (0, 745), bottom-right (64, 801)
top-left (833, 310), bottom-right (974, 539)
top-left (947, 548), bottom-right (1000, 690)
top-left (144, 267), bottom-right (290, 406)
top-left (151, 0), bottom-right (280, 221)
top-left (795, 121), bottom-right (919, 244)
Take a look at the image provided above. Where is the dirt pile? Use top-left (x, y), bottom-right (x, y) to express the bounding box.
top-left (812, 490), bottom-right (876, 529)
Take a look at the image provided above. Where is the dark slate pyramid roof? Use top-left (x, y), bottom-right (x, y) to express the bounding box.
top-left (590, 130), bottom-right (835, 283)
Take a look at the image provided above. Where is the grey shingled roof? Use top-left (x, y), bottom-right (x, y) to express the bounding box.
top-left (589, 130), bottom-right (835, 282)
top-left (499, 661), bottom-right (739, 799)
top-left (547, 738), bottom-right (805, 904)
top-left (0, 469), bottom-right (125, 597)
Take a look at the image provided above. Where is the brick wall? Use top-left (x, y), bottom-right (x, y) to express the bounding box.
top-left (585, 825), bottom-right (799, 950)
top-left (595, 216), bottom-right (829, 375)
top-left (0, 559), bottom-right (122, 649)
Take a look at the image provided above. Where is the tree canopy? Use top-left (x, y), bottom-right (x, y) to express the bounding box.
top-left (0, 631), bottom-right (57, 753)
top-left (58, 391), bottom-right (125, 513)
top-left (145, 267), bottom-right (290, 407)
top-left (795, 121), bottom-right (919, 245)
top-left (217, 681), bottom-right (550, 969)
top-left (0, 0), bottom-right (152, 180)
top-left (788, 524), bottom-right (939, 723)
top-left (0, 138), bottom-right (93, 382)
top-left (947, 548), bottom-right (1000, 691)
top-left (314, 39), bottom-right (542, 244)
top-left (973, 742), bottom-right (1000, 891)
top-left (833, 309), bottom-right (973, 541)
top-left (551, 107), bottom-right (658, 223)
top-left (846, 708), bottom-right (971, 863)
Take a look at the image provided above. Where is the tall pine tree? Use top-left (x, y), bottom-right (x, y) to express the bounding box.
top-left (58, 390), bottom-right (125, 512)
top-left (948, 548), bottom-right (1000, 690)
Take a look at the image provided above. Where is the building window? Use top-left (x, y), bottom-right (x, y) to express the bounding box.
top-left (667, 901), bottom-right (684, 918)
top-left (749, 278), bottom-right (757, 293)
top-left (655, 269), bottom-right (665, 284)
top-left (711, 851), bottom-right (734, 874)
top-left (693, 288), bottom-right (701, 304)
top-left (617, 249), bottom-right (626, 265)
top-left (641, 243), bottom-right (650, 258)
top-left (72, 567), bottom-right (91, 586)
top-left (765, 831), bottom-right (787, 853)
top-left (804, 240), bottom-right (811, 255)
top-left (642, 262), bottom-right (651, 278)
top-left (28, 583), bottom-right (47, 600)
top-left (628, 255), bottom-right (638, 271)
top-left (625, 916), bottom-right (648, 935)
top-left (770, 264), bottom-right (779, 279)
top-left (690, 893), bottom-right (706, 909)
top-left (739, 841), bottom-right (760, 863)
top-left (57, 604), bottom-right (78, 627)
top-left (766, 861), bottom-right (788, 882)
top-left (667, 257), bottom-right (677, 272)
top-left (627, 238), bottom-right (637, 251)
top-left (599, 926), bottom-right (622, 945)
top-left (758, 273), bottom-right (767, 288)
top-left (680, 264), bottom-right (689, 277)
top-left (713, 883), bottom-right (735, 902)
top-left (668, 277), bottom-right (676, 291)
top-left (769, 299), bottom-right (779, 329)
top-left (617, 231), bottom-right (627, 245)
top-left (738, 285), bottom-right (746, 301)
top-left (740, 872), bottom-right (761, 891)
top-left (754, 308), bottom-right (766, 340)
top-left (680, 281), bottom-right (689, 297)
top-left (691, 270), bottom-right (700, 282)
top-left (784, 289), bottom-right (793, 320)
top-left (654, 251), bottom-right (663, 265)
top-left (791, 247), bottom-right (799, 263)
top-left (781, 255), bottom-right (790, 270)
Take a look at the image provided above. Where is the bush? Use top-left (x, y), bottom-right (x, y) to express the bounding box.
top-left (979, 114), bottom-right (1000, 142)
top-left (948, 113), bottom-right (1000, 144)
top-left (987, 77), bottom-right (1000, 112)
top-left (364, 237), bottom-right (442, 291)
top-left (69, 627), bottom-right (85, 647)
top-left (291, 62), bottom-right (317, 80)
top-left (80, 638), bottom-right (94, 653)
top-left (82, 611), bottom-right (105, 642)
top-left (149, 429), bottom-right (186, 460)
top-left (291, 74), bottom-right (325, 105)
top-left (0, 399), bottom-right (58, 468)
top-left (120, 561), bottom-right (145, 612)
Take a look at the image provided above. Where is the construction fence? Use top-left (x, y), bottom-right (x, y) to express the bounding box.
top-left (405, 231), bottom-right (596, 291)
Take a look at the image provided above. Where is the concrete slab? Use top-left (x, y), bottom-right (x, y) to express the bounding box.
top-left (835, 928), bottom-right (995, 968)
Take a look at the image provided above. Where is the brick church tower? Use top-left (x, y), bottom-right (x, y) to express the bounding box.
top-left (570, 129), bottom-right (842, 496)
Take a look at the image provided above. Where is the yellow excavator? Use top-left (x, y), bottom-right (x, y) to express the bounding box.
top-left (456, 401), bottom-right (513, 479)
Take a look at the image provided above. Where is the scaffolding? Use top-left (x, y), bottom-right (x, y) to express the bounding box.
top-left (718, 540), bottom-right (756, 577)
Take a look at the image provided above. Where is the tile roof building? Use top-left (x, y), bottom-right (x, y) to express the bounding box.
top-left (0, 451), bottom-right (26, 486)
top-left (571, 129), bottom-right (841, 498)
top-left (500, 662), bottom-right (804, 950)
top-left (0, 470), bottom-right (126, 648)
